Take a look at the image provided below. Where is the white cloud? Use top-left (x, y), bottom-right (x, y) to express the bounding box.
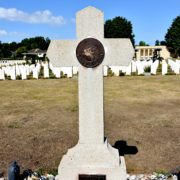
top-left (0, 29), bottom-right (8, 36)
top-left (0, 7), bottom-right (65, 25)
top-left (0, 29), bottom-right (25, 37)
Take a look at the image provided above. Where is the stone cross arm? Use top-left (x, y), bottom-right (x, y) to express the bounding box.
top-left (47, 40), bottom-right (78, 67)
top-left (103, 39), bottom-right (134, 66)
top-left (47, 38), bottom-right (134, 67)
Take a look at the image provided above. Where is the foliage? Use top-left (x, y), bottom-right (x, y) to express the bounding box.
top-left (0, 42), bottom-right (12, 58)
top-left (107, 67), bottom-right (114, 76)
top-left (154, 169), bottom-right (170, 176)
top-left (155, 40), bottom-right (166, 46)
top-left (16, 46), bottom-right (27, 58)
top-left (155, 40), bottom-right (160, 46)
top-left (160, 41), bottom-right (166, 46)
top-left (139, 41), bottom-right (149, 46)
top-left (20, 36), bottom-right (50, 50)
top-left (0, 36), bottom-right (50, 59)
top-left (165, 16), bottom-right (180, 58)
top-left (36, 167), bottom-right (58, 176)
top-left (104, 16), bottom-right (135, 46)
top-left (167, 65), bottom-right (176, 75)
top-left (144, 66), bottom-right (151, 73)
top-left (119, 70), bottom-right (125, 76)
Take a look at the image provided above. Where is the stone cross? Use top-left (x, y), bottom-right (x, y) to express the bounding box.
top-left (47, 6), bottom-right (134, 180)
top-left (47, 6), bottom-right (134, 144)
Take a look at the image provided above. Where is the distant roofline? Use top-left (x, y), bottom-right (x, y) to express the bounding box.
top-left (22, 48), bottom-right (47, 55)
top-left (135, 45), bottom-right (167, 49)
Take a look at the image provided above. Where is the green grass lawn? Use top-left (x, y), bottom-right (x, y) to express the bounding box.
top-left (0, 75), bottom-right (179, 175)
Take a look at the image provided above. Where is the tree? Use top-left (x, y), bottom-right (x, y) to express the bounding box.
top-left (9, 42), bottom-right (18, 51)
top-left (160, 41), bottom-right (166, 46)
top-left (0, 43), bottom-right (12, 58)
top-left (104, 16), bottom-right (135, 46)
top-left (155, 40), bottom-right (160, 46)
top-left (0, 41), bottom-right (2, 58)
top-left (139, 41), bottom-right (149, 46)
top-left (0, 36), bottom-right (50, 59)
top-left (20, 36), bottom-right (50, 50)
top-left (16, 46), bottom-right (27, 57)
top-left (165, 16), bottom-right (180, 58)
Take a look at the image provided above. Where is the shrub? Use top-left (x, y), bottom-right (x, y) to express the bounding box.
top-left (144, 66), bottom-right (151, 73)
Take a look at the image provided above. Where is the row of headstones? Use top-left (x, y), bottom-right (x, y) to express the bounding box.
top-left (105, 59), bottom-right (180, 76)
top-left (0, 63), bottom-right (41, 80)
top-left (0, 59), bottom-right (180, 80)
top-left (0, 60), bottom-right (26, 66)
top-left (134, 59), bottom-right (180, 75)
top-left (0, 62), bottom-right (77, 80)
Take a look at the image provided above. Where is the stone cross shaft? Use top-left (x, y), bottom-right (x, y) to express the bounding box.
top-left (47, 6), bottom-right (134, 145)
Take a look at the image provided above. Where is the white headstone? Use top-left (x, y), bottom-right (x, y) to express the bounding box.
top-left (25, 64), bottom-right (30, 76)
top-left (47, 6), bottom-right (134, 180)
top-left (110, 66), bottom-right (120, 76)
top-left (126, 62), bottom-right (131, 75)
top-left (5, 66), bottom-right (11, 76)
top-left (103, 66), bottom-right (108, 76)
top-left (162, 60), bottom-right (168, 75)
top-left (168, 59), bottom-right (176, 72)
top-left (177, 60), bottom-right (180, 73)
top-left (131, 60), bottom-right (137, 73)
top-left (175, 60), bottom-right (180, 74)
top-left (136, 60), bottom-right (144, 75)
top-left (30, 64), bottom-right (35, 72)
top-left (21, 66), bottom-right (27, 80)
top-left (16, 65), bottom-right (20, 76)
top-left (10, 66), bottom-right (16, 80)
top-left (44, 63), bottom-right (49, 78)
top-left (52, 67), bottom-right (61, 78)
top-left (33, 67), bottom-right (39, 79)
top-left (151, 60), bottom-right (159, 75)
top-left (72, 67), bottom-right (78, 75)
top-left (0, 69), bottom-right (5, 80)
top-left (36, 63), bottom-right (41, 74)
top-left (61, 67), bottom-right (73, 78)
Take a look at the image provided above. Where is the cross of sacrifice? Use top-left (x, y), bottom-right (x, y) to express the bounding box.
top-left (47, 6), bottom-right (134, 180)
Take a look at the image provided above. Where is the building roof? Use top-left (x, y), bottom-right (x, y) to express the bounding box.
top-left (135, 46), bottom-right (167, 50)
top-left (23, 48), bottom-right (47, 55)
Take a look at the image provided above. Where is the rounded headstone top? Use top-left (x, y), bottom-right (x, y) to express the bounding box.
top-left (76, 38), bottom-right (105, 68)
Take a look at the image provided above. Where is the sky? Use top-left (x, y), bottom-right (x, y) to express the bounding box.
top-left (0, 0), bottom-right (179, 45)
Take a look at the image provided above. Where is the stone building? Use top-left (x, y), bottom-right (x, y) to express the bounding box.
top-left (23, 48), bottom-right (47, 59)
top-left (135, 46), bottom-right (170, 60)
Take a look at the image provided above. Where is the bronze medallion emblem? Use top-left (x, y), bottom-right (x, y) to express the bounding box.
top-left (76, 38), bottom-right (105, 68)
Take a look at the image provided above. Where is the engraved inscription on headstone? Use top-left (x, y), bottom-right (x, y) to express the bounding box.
top-left (79, 174), bottom-right (106, 180)
top-left (76, 38), bottom-right (105, 68)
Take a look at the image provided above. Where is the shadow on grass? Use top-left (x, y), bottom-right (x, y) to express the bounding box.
top-left (113, 140), bottom-right (138, 156)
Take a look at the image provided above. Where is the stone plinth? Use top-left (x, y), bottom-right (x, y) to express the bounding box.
top-left (56, 140), bottom-right (126, 180)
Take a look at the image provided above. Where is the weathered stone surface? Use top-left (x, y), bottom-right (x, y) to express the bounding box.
top-left (47, 40), bottom-right (77, 67)
top-left (47, 6), bottom-right (134, 180)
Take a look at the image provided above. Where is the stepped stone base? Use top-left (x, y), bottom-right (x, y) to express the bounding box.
top-left (55, 140), bottom-right (127, 180)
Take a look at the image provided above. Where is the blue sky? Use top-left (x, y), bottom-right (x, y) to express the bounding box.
top-left (0, 0), bottom-right (179, 45)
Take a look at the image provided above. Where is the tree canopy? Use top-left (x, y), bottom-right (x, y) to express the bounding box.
top-left (0, 36), bottom-right (50, 59)
top-left (20, 36), bottom-right (50, 50)
top-left (0, 41), bottom-right (13, 58)
top-left (155, 40), bottom-right (160, 46)
top-left (165, 16), bottom-right (180, 58)
top-left (104, 16), bottom-right (135, 46)
top-left (139, 41), bottom-right (149, 46)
